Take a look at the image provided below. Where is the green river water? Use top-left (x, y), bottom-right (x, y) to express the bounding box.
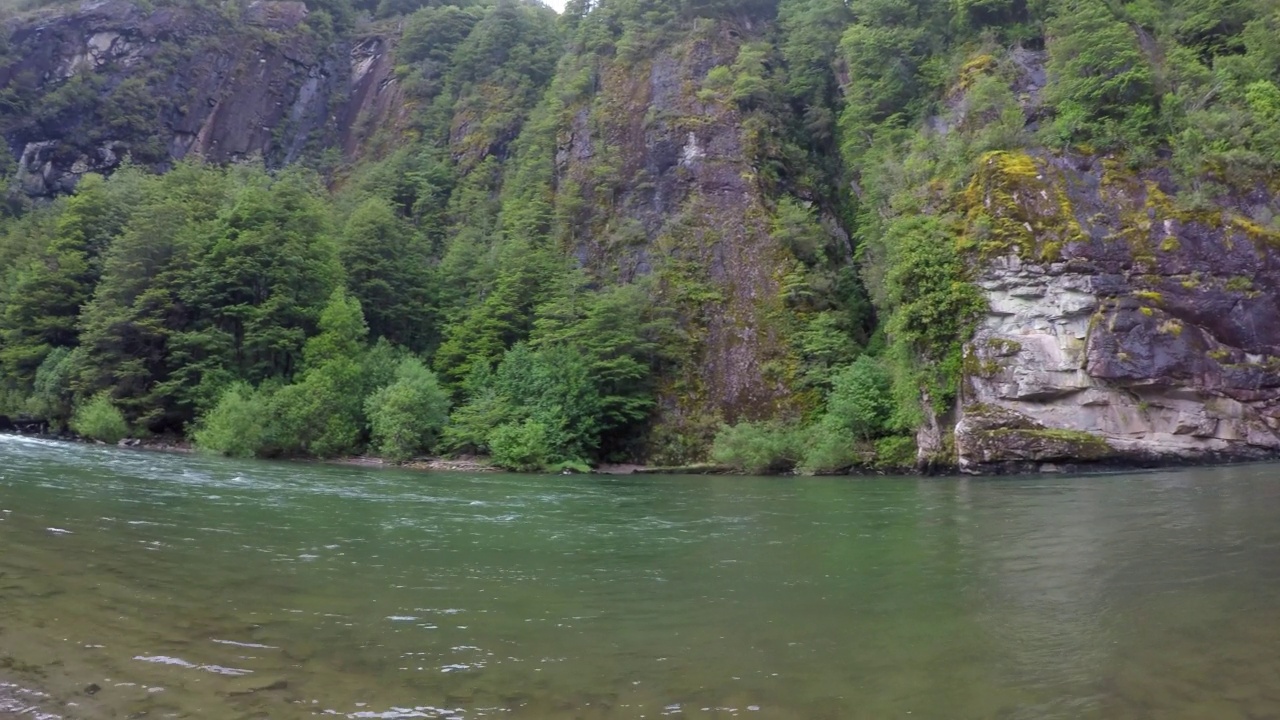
top-left (2, 434), bottom-right (1280, 719)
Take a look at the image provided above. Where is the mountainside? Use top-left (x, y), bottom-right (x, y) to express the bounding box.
top-left (1, 0), bottom-right (1278, 473)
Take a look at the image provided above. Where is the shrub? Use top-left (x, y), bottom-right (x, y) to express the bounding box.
top-left (489, 419), bottom-right (553, 472)
top-left (874, 435), bottom-right (918, 469)
top-left (268, 360), bottom-right (366, 458)
top-left (71, 392), bottom-right (130, 444)
top-left (366, 358), bottom-right (451, 461)
top-left (826, 355), bottom-right (894, 439)
top-left (192, 382), bottom-right (271, 458)
top-left (710, 421), bottom-right (802, 474)
top-left (27, 346), bottom-right (77, 428)
top-left (442, 387), bottom-right (513, 453)
top-left (799, 417), bottom-right (862, 474)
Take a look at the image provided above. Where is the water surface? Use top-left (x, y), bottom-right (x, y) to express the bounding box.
top-left (2, 434), bottom-right (1280, 719)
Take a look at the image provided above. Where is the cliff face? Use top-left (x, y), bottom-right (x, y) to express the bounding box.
top-left (955, 152), bottom-right (1280, 472)
top-left (551, 21), bottom-right (806, 452)
top-left (1, 0), bottom-right (406, 196)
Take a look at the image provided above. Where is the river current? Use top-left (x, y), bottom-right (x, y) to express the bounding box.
top-left (2, 433), bottom-right (1280, 719)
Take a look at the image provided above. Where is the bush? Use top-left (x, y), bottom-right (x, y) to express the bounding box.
top-left (268, 361), bottom-right (366, 458)
top-left (192, 382), bottom-right (271, 458)
top-left (366, 358), bottom-right (451, 461)
top-left (826, 355), bottom-right (894, 439)
top-left (71, 392), bottom-right (130, 444)
top-left (799, 417), bottom-right (862, 474)
top-left (874, 435), bottom-right (918, 469)
top-left (710, 421), bottom-right (802, 474)
top-left (27, 346), bottom-right (78, 428)
top-left (489, 419), bottom-right (553, 472)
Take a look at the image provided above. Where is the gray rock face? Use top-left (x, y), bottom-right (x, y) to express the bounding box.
top-left (1, 1), bottom-right (405, 196)
top-left (955, 153), bottom-right (1280, 472)
top-left (554, 22), bottom-right (812, 450)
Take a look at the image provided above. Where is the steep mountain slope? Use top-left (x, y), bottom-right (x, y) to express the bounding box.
top-left (0, 0), bottom-right (404, 194)
top-left (1, 0), bottom-right (1278, 472)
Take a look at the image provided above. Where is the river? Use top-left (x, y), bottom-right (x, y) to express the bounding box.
top-left (2, 434), bottom-right (1280, 719)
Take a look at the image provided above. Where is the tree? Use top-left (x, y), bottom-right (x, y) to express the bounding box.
top-left (71, 392), bottom-right (130, 444)
top-left (75, 162), bottom-right (231, 431)
top-left (26, 346), bottom-right (79, 428)
top-left (176, 168), bottom-right (341, 393)
top-left (192, 382), bottom-right (272, 458)
top-left (270, 289), bottom-right (371, 458)
top-left (825, 355), bottom-right (894, 439)
top-left (1043, 0), bottom-right (1157, 147)
top-left (531, 280), bottom-right (674, 450)
top-left (0, 173), bottom-right (136, 386)
top-left (366, 357), bottom-right (451, 461)
top-left (340, 198), bottom-right (436, 352)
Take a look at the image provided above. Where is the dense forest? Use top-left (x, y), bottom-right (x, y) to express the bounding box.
top-left (0, 0), bottom-right (1277, 472)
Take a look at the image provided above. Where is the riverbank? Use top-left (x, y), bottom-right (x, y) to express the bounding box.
top-left (3, 427), bottom-right (1276, 478)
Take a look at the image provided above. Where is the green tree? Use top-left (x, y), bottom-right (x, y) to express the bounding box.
top-left (0, 174), bottom-right (136, 385)
top-left (26, 346), bottom-right (79, 428)
top-left (270, 289), bottom-right (371, 458)
top-left (1043, 0), bottom-right (1157, 147)
top-left (366, 357), bottom-right (451, 461)
top-left (340, 198), bottom-right (436, 352)
top-left (192, 382), bottom-right (272, 458)
top-left (71, 392), bottom-right (130, 443)
top-left (825, 355), bottom-right (894, 439)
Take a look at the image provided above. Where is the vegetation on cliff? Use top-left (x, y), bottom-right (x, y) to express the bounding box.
top-left (0, 0), bottom-right (1277, 471)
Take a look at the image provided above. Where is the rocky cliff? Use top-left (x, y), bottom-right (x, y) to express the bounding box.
top-left (1, 0), bottom-right (407, 196)
top-left (547, 20), bottom-right (819, 457)
top-left (955, 152), bottom-right (1280, 472)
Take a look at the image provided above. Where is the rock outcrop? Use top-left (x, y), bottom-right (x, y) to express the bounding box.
top-left (1, 0), bottom-right (407, 196)
top-left (552, 21), bottom-right (827, 458)
top-left (955, 151), bottom-right (1280, 472)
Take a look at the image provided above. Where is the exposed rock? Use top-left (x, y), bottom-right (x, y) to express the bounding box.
top-left (955, 403), bottom-right (1117, 473)
top-left (1, 0), bottom-right (406, 196)
top-left (557, 22), bottom-right (805, 454)
top-left (956, 151), bottom-right (1280, 472)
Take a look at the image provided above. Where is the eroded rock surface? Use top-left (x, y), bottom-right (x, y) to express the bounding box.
top-left (957, 153), bottom-right (1280, 472)
top-left (1, 0), bottom-right (406, 195)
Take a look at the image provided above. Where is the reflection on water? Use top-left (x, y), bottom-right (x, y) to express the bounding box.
top-left (2, 433), bottom-right (1280, 719)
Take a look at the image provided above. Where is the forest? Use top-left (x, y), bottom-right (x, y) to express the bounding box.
top-left (0, 0), bottom-right (1277, 472)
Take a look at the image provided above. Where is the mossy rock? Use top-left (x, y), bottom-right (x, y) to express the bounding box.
top-left (958, 403), bottom-right (1116, 465)
top-left (969, 427), bottom-right (1114, 463)
top-left (956, 151), bottom-right (1086, 261)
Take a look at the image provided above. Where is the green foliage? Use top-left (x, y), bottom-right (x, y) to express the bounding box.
top-left (488, 419), bottom-right (553, 472)
top-left (26, 346), bottom-right (79, 428)
top-left (798, 415), bottom-right (862, 473)
top-left (1043, 0), bottom-right (1157, 148)
top-left (192, 382), bottom-right (272, 458)
top-left (71, 392), bottom-right (130, 443)
top-left (825, 355), bottom-right (894, 439)
top-left (873, 434), bottom-right (917, 468)
top-left (366, 358), bottom-right (451, 461)
top-left (340, 199), bottom-right (436, 352)
top-left (710, 421), bottom-right (803, 474)
top-left (6, 0), bottom-right (1276, 473)
top-left (531, 280), bottom-right (674, 452)
top-left (266, 290), bottom-right (371, 458)
top-left (880, 215), bottom-right (985, 421)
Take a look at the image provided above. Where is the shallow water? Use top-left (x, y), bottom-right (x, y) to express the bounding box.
top-left (2, 434), bottom-right (1280, 719)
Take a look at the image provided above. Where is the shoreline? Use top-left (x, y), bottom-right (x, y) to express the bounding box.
top-left (3, 430), bottom-right (1277, 478)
